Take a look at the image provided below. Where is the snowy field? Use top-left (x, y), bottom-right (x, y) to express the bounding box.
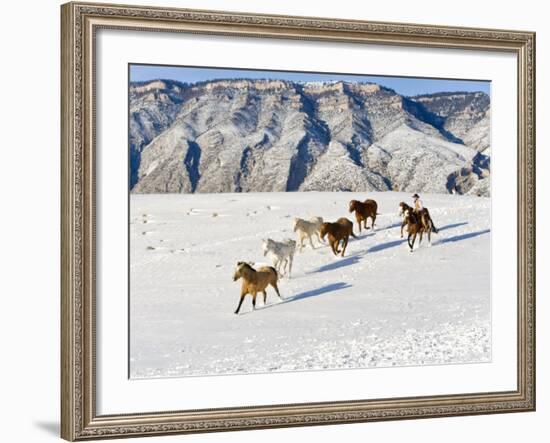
top-left (129, 191), bottom-right (491, 379)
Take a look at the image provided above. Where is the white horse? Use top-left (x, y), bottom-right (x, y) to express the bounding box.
top-left (293, 217), bottom-right (324, 252)
top-left (261, 238), bottom-right (296, 278)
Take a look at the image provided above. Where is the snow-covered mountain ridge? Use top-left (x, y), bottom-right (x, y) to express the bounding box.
top-left (129, 78), bottom-right (490, 196)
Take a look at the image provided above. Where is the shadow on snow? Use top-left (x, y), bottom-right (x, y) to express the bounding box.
top-left (438, 228), bottom-right (490, 244)
top-left (285, 282), bottom-right (352, 303)
top-left (368, 239), bottom-right (407, 253)
top-left (365, 221), bottom-right (471, 253)
top-left (310, 252), bottom-right (366, 273)
top-left (437, 221), bottom-right (469, 232)
top-left (311, 222), bottom-right (473, 264)
top-left (241, 282), bottom-right (352, 314)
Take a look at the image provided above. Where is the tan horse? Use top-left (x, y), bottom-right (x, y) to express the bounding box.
top-left (319, 217), bottom-right (356, 257)
top-left (232, 262), bottom-right (281, 314)
top-left (349, 199), bottom-right (378, 233)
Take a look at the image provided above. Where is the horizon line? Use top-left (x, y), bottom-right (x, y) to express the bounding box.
top-left (129, 64), bottom-right (491, 98)
top-left (130, 76), bottom-right (490, 98)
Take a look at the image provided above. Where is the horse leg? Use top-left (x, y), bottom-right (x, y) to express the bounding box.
top-left (408, 232), bottom-right (416, 252)
top-left (262, 290), bottom-right (267, 304)
top-left (421, 213), bottom-right (430, 232)
top-left (275, 258), bottom-right (282, 277)
top-left (252, 292), bottom-right (257, 310)
top-left (333, 238), bottom-right (341, 255)
top-left (288, 254), bottom-right (293, 279)
top-left (273, 259), bottom-right (280, 277)
top-left (401, 220), bottom-right (405, 238)
top-left (341, 236), bottom-right (349, 257)
top-left (430, 216), bottom-right (438, 234)
top-left (308, 234), bottom-right (315, 250)
top-left (428, 229), bottom-right (432, 246)
top-left (271, 281), bottom-right (282, 299)
top-left (234, 293), bottom-right (246, 314)
top-left (299, 235), bottom-right (305, 253)
top-left (419, 231), bottom-right (423, 246)
top-left (315, 232), bottom-right (322, 245)
top-left (356, 217), bottom-right (362, 234)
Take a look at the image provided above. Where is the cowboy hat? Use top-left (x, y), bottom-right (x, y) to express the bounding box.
top-left (412, 193), bottom-right (420, 198)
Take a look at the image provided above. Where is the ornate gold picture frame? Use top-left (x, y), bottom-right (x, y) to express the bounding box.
top-left (61, 1), bottom-right (535, 440)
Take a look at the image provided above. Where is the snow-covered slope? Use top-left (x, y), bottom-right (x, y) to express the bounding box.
top-left (129, 79), bottom-right (491, 196)
top-left (412, 91), bottom-right (491, 153)
top-left (130, 191), bottom-right (491, 378)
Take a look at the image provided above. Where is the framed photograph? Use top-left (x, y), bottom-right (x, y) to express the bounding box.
top-left (61, 1), bottom-right (536, 440)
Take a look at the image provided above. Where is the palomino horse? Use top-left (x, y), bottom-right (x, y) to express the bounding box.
top-left (232, 262), bottom-right (282, 314)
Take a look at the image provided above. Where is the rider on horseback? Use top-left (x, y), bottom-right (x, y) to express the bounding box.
top-left (412, 194), bottom-right (438, 234)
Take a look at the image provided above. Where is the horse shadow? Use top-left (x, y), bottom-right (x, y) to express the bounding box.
top-left (368, 238), bottom-right (407, 253)
top-left (245, 282), bottom-right (352, 313)
top-left (310, 252), bottom-right (366, 273)
top-left (350, 232), bottom-right (375, 243)
top-left (366, 222), bottom-right (475, 251)
top-left (377, 221), bottom-right (403, 231)
top-left (284, 282), bottom-right (352, 303)
top-left (312, 222), bottom-right (473, 256)
top-left (439, 229), bottom-right (490, 244)
top-left (270, 282), bottom-right (351, 310)
top-left (437, 222), bottom-right (469, 232)
top-left (352, 222), bottom-right (402, 240)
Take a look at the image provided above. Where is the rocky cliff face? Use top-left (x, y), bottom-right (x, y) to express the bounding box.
top-left (129, 79), bottom-right (491, 196)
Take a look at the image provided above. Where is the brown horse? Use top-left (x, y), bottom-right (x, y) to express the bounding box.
top-left (402, 208), bottom-right (432, 252)
top-left (349, 199), bottom-right (378, 233)
top-left (232, 262), bottom-right (281, 314)
top-left (319, 218), bottom-right (356, 257)
top-left (399, 202), bottom-right (437, 237)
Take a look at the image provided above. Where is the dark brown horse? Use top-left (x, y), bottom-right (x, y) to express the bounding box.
top-left (319, 217), bottom-right (356, 257)
top-left (349, 199), bottom-right (378, 233)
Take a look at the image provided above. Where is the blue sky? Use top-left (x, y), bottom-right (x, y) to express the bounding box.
top-left (130, 64), bottom-right (490, 97)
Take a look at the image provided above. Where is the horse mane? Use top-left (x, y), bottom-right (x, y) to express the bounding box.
top-left (237, 261), bottom-right (254, 272)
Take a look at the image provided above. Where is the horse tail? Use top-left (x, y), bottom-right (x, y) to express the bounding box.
top-left (268, 266), bottom-right (278, 281)
top-left (431, 220), bottom-right (439, 234)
